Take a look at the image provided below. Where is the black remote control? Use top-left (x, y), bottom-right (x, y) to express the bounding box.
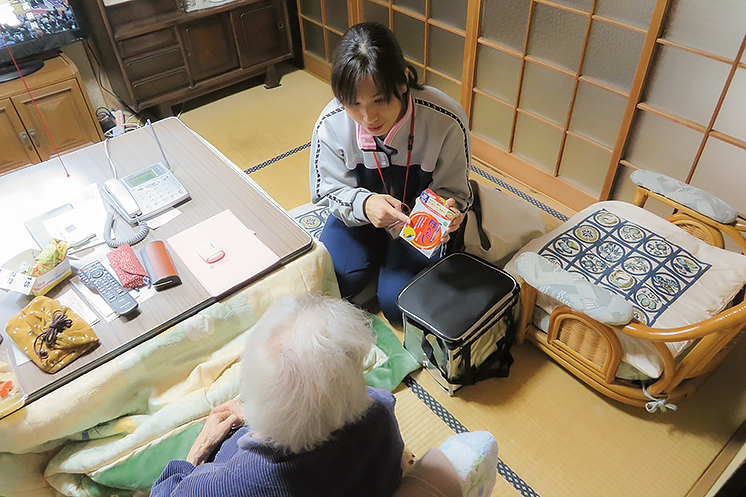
top-left (78, 260), bottom-right (138, 316)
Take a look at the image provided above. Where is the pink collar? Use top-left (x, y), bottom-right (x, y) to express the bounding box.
top-left (356, 95), bottom-right (413, 151)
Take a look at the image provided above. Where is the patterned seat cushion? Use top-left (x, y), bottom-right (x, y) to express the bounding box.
top-left (505, 201), bottom-right (746, 379)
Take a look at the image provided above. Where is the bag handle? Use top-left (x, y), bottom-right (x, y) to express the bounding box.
top-left (468, 179), bottom-right (491, 251)
top-left (451, 179), bottom-right (491, 253)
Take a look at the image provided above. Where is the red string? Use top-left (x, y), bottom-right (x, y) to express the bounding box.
top-left (0, 29), bottom-right (70, 177)
top-left (373, 108), bottom-right (416, 210)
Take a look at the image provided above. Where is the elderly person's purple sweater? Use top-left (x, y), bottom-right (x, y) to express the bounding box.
top-left (151, 387), bottom-right (403, 497)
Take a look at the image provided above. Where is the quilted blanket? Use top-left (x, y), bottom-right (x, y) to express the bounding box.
top-left (0, 243), bottom-right (419, 497)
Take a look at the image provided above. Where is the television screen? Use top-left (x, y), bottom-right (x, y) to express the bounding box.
top-left (0, 0), bottom-right (86, 72)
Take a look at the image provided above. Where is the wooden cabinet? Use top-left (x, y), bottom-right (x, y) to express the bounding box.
top-left (0, 54), bottom-right (103, 175)
top-left (80, 0), bottom-right (294, 115)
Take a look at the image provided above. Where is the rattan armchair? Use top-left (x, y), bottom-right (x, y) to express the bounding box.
top-left (513, 172), bottom-right (746, 410)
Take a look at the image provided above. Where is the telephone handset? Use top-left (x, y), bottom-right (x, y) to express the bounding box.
top-left (102, 177), bottom-right (141, 221)
top-left (101, 162), bottom-right (191, 225)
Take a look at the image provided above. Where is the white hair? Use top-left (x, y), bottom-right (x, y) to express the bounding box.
top-left (240, 294), bottom-right (375, 453)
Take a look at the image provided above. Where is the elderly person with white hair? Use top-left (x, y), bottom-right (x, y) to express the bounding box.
top-left (150, 293), bottom-right (405, 496)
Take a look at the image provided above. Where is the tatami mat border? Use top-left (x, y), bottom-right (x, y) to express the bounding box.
top-left (244, 142), bottom-right (311, 174)
top-left (244, 143), bottom-right (567, 223)
top-left (469, 165), bottom-right (568, 222)
top-left (403, 376), bottom-right (540, 497)
top-left (247, 144), bottom-right (568, 497)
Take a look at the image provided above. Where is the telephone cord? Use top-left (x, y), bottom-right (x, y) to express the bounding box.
top-left (104, 211), bottom-right (149, 248)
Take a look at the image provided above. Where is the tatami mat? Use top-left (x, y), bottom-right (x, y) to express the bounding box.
top-left (181, 65), bottom-right (746, 497)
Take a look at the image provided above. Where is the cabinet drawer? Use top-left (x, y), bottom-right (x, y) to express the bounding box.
top-left (119, 29), bottom-right (178, 58)
top-left (125, 48), bottom-right (185, 82)
top-left (132, 69), bottom-right (189, 100)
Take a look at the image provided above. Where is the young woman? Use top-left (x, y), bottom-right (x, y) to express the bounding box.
top-left (310, 22), bottom-right (473, 324)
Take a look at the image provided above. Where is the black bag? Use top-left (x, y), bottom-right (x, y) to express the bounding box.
top-left (396, 252), bottom-right (520, 395)
top-left (450, 179), bottom-right (545, 267)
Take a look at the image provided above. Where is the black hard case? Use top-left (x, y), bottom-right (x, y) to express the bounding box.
top-left (396, 252), bottom-right (520, 394)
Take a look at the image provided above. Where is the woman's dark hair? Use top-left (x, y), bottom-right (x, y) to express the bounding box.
top-left (331, 22), bottom-right (423, 106)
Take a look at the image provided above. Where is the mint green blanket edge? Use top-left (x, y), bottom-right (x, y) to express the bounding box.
top-left (87, 314), bottom-right (420, 492)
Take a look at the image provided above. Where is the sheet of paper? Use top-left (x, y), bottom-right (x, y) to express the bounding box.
top-left (25, 183), bottom-right (108, 252)
top-left (146, 209), bottom-right (182, 229)
top-left (167, 210), bottom-right (280, 297)
top-left (57, 288), bottom-right (100, 326)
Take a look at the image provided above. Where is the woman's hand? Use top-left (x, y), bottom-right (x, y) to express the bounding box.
top-left (364, 194), bottom-right (412, 229)
top-left (442, 198), bottom-right (464, 244)
top-left (186, 400), bottom-right (245, 466)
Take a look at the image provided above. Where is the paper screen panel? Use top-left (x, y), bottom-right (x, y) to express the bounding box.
top-left (624, 111), bottom-right (702, 180)
top-left (363, 0), bottom-right (389, 27)
top-left (690, 137), bottom-right (746, 215)
top-left (426, 71), bottom-right (462, 104)
top-left (645, 45), bottom-right (731, 127)
top-left (596, 0), bottom-right (655, 30)
top-left (551, 0), bottom-right (593, 12)
top-left (582, 20), bottom-right (645, 93)
top-left (513, 113), bottom-right (563, 172)
top-left (324, 0), bottom-right (348, 32)
top-left (303, 19), bottom-right (325, 60)
top-left (393, 11), bottom-right (425, 64)
top-left (663, 0), bottom-right (746, 61)
top-left (480, 0), bottom-right (531, 52)
top-left (299, 0), bottom-right (322, 22)
top-left (431, 0), bottom-right (468, 31)
top-left (714, 67), bottom-right (746, 143)
top-left (471, 93), bottom-right (513, 150)
top-left (519, 61), bottom-right (575, 126)
top-left (569, 81), bottom-right (627, 148)
top-left (559, 135), bottom-right (612, 197)
top-left (394, 0), bottom-right (425, 16)
top-left (526, 3), bottom-right (586, 72)
top-left (475, 44), bottom-right (521, 105)
top-left (327, 30), bottom-right (343, 59)
top-left (428, 26), bottom-right (464, 81)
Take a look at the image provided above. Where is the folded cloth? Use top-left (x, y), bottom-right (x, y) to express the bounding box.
top-left (5, 296), bottom-right (99, 374)
top-left (107, 244), bottom-right (149, 289)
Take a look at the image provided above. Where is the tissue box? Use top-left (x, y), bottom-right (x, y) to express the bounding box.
top-left (0, 249), bottom-right (71, 296)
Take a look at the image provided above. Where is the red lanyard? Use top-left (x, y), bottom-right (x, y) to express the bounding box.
top-left (373, 108), bottom-right (415, 209)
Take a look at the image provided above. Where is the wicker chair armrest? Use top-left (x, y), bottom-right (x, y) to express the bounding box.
top-left (618, 300), bottom-right (746, 342)
top-left (515, 252), bottom-right (634, 326)
top-left (630, 170), bottom-right (737, 224)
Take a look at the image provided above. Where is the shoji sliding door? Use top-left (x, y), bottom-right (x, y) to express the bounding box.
top-left (295, 0), bottom-right (746, 214)
top-left (612, 0), bottom-right (746, 216)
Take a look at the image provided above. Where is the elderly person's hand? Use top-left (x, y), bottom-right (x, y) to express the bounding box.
top-left (442, 197), bottom-right (464, 244)
top-left (364, 194), bottom-right (412, 229)
top-left (186, 400), bottom-right (245, 466)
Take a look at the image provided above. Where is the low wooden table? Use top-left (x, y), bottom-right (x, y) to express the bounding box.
top-left (0, 117), bottom-right (313, 404)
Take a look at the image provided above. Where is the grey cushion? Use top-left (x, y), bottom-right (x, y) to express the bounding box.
top-left (630, 170), bottom-right (737, 224)
top-left (516, 252), bottom-right (634, 326)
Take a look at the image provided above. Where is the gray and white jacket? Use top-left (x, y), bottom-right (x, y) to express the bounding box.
top-left (310, 85), bottom-right (473, 227)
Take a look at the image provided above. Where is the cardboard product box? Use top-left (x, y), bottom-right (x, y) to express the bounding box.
top-left (399, 189), bottom-right (457, 258)
top-left (0, 249), bottom-right (72, 296)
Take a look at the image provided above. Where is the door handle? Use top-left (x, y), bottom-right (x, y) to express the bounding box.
top-left (29, 129), bottom-right (40, 147)
top-left (19, 131), bottom-right (33, 151)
